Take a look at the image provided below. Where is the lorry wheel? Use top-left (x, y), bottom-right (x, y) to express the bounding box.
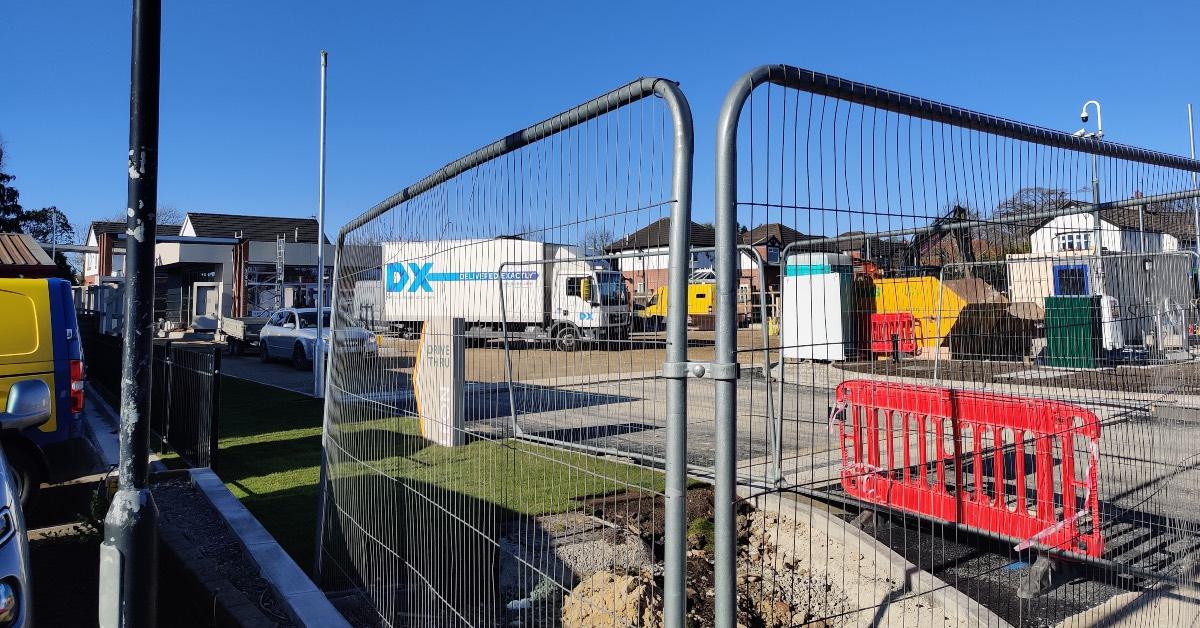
top-left (555, 325), bottom-right (581, 352)
top-left (228, 338), bottom-right (243, 356)
top-left (293, 343), bottom-right (313, 370)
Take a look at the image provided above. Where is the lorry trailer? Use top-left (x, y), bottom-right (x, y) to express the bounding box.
top-left (378, 238), bottom-right (631, 350)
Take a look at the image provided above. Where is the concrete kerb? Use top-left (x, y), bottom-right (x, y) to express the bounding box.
top-left (187, 468), bottom-right (350, 628)
top-left (81, 383), bottom-right (121, 469)
top-left (739, 487), bottom-right (1015, 628)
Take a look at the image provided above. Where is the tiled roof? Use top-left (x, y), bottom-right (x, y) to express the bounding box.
top-left (741, 223), bottom-right (812, 246)
top-left (90, 221), bottom-right (182, 237)
top-left (183, 212), bottom-right (327, 244)
top-left (607, 217), bottom-right (715, 251)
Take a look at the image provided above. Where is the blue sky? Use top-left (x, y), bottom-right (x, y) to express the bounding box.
top-left (2, 1), bottom-right (1197, 240)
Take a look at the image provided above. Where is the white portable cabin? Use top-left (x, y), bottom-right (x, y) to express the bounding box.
top-left (781, 252), bottom-right (857, 361)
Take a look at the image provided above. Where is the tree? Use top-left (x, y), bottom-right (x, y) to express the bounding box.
top-left (101, 204), bottom-right (184, 226)
top-left (0, 144), bottom-right (23, 233)
top-left (20, 206), bottom-right (72, 242)
top-left (155, 204), bottom-right (185, 226)
top-left (0, 145), bottom-right (78, 281)
top-left (581, 228), bottom-right (615, 256)
top-left (20, 206), bottom-right (77, 281)
top-left (988, 187), bottom-right (1078, 249)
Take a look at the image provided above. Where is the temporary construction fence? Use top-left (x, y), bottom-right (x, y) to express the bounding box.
top-left (317, 65), bottom-right (1200, 627)
top-left (316, 78), bottom-right (697, 626)
top-left (715, 64), bottom-right (1200, 627)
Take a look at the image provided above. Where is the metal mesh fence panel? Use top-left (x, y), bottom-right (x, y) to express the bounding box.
top-left (713, 65), bottom-right (1200, 627)
top-left (79, 312), bottom-right (219, 469)
top-left (318, 78), bottom-right (695, 626)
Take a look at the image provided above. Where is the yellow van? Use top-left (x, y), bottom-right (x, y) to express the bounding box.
top-left (638, 283), bottom-right (716, 326)
top-left (0, 278), bottom-right (85, 502)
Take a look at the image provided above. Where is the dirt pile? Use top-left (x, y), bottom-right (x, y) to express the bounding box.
top-left (737, 511), bottom-right (849, 626)
top-left (561, 571), bottom-right (663, 627)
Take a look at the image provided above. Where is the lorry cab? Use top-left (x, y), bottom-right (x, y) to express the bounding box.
top-left (0, 278), bottom-right (85, 503)
top-left (551, 268), bottom-right (630, 349)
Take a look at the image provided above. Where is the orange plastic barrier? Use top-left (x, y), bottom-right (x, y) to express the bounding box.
top-left (833, 380), bottom-right (1103, 557)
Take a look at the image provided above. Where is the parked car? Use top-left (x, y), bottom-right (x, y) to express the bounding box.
top-left (0, 379), bottom-right (51, 627)
top-left (0, 278), bottom-right (86, 505)
top-left (258, 308), bottom-right (378, 370)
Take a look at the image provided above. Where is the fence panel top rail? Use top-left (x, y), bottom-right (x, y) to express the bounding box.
top-left (721, 64), bottom-right (1200, 171)
top-left (340, 77), bottom-right (693, 239)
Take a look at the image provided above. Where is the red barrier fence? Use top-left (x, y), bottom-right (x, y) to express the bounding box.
top-left (834, 380), bottom-right (1103, 558)
top-left (868, 313), bottom-right (920, 355)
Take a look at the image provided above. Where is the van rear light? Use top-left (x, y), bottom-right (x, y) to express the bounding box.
top-left (69, 359), bottom-right (85, 414)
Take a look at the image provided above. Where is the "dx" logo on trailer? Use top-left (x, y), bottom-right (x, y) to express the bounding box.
top-left (387, 262), bottom-right (434, 293)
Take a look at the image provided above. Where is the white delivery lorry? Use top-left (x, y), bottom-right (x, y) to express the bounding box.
top-left (379, 238), bottom-right (630, 350)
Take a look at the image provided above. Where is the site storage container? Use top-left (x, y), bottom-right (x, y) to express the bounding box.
top-left (1045, 295), bottom-right (1101, 368)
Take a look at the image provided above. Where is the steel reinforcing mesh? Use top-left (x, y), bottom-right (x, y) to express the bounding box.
top-left (319, 82), bottom-right (692, 626)
top-left (729, 66), bottom-right (1200, 627)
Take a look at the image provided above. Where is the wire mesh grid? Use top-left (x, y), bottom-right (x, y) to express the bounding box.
top-left (718, 65), bottom-right (1200, 627)
top-left (318, 79), bottom-right (697, 626)
top-left (148, 342), bottom-right (220, 469)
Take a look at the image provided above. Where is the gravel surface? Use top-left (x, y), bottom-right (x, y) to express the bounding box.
top-left (153, 477), bottom-right (296, 626)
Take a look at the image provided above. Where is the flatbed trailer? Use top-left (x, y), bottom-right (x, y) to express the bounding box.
top-left (218, 316), bottom-right (268, 355)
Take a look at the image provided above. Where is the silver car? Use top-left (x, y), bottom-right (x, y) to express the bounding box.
top-left (0, 379), bottom-right (50, 628)
top-left (258, 308), bottom-right (378, 370)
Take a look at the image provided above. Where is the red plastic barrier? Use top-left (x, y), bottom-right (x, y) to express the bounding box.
top-left (868, 313), bottom-right (919, 355)
top-left (834, 380), bottom-right (1103, 557)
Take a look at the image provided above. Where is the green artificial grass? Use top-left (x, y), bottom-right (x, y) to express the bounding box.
top-left (212, 376), bottom-right (663, 570)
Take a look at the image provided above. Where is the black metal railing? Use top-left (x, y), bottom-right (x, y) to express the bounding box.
top-left (79, 311), bottom-right (221, 470)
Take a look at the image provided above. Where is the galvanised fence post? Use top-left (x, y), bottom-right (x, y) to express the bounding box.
top-left (713, 65), bottom-right (767, 628)
top-left (658, 80), bottom-right (694, 628)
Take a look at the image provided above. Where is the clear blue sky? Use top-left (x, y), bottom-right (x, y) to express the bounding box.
top-left (2, 1), bottom-right (1197, 240)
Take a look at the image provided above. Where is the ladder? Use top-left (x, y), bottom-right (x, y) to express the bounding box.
top-left (275, 235), bottom-right (286, 309)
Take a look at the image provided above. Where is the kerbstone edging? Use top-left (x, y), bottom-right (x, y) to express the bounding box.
top-left (188, 468), bottom-right (350, 628)
top-left (739, 488), bottom-right (1014, 628)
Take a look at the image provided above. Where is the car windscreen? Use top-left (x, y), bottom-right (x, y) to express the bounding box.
top-left (297, 312), bottom-right (332, 328)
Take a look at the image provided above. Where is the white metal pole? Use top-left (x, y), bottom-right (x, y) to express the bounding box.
top-left (314, 50), bottom-right (328, 398)
top-left (1190, 104), bottom-right (1199, 260)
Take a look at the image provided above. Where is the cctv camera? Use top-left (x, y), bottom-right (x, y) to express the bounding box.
top-left (1081, 112), bottom-right (1089, 123)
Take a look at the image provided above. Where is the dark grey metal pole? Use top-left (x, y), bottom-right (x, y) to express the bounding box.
top-left (209, 345), bottom-right (221, 471)
top-left (99, 1), bottom-right (161, 625)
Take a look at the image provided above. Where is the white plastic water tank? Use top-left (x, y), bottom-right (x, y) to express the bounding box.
top-left (780, 252), bottom-right (856, 361)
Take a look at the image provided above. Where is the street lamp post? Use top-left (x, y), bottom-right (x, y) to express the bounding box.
top-left (99, 1), bottom-right (161, 626)
top-left (314, 51), bottom-right (328, 398)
